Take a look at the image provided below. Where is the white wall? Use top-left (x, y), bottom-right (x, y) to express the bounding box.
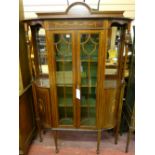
top-left (23, 0), bottom-right (135, 19)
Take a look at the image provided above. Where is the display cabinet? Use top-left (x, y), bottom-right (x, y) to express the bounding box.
top-left (23, 2), bottom-right (132, 153)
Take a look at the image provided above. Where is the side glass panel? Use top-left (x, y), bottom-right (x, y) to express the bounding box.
top-left (36, 28), bottom-right (49, 75)
top-left (53, 33), bottom-right (73, 125)
top-left (105, 26), bottom-right (123, 88)
top-left (28, 26), bottom-right (35, 77)
top-left (80, 33), bottom-right (99, 126)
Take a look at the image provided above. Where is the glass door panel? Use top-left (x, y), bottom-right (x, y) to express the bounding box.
top-left (53, 33), bottom-right (74, 126)
top-left (105, 26), bottom-right (124, 88)
top-left (106, 27), bottom-right (121, 70)
top-left (36, 28), bottom-right (49, 75)
top-left (79, 33), bottom-right (99, 126)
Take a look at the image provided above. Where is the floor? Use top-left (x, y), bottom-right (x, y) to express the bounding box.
top-left (28, 130), bottom-right (134, 155)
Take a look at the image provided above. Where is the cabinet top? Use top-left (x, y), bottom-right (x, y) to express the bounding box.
top-left (23, 2), bottom-right (133, 22)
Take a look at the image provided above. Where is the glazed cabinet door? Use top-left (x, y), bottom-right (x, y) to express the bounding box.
top-left (47, 31), bottom-right (76, 127)
top-left (77, 31), bottom-right (103, 128)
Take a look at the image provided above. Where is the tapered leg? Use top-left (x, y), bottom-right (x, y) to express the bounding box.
top-left (115, 84), bottom-right (125, 144)
top-left (39, 130), bottom-right (43, 142)
top-left (120, 115), bottom-right (124, 136)
top-left (114, 125), bottom-right (119, 144)
top-left (125, 128), bottom-right (132, 153)
top-left (53, 131), bottom-right (59, 153)
top-left (96, 129), bottom-right (102, 154)
top-left (36, 119), bottom-right (42, 142)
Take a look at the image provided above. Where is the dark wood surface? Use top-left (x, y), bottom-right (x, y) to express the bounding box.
top-left (22, 2), bottom-right (133, 152)
top-left (27, 22), bottom-right (131, 129)
top-left (19, 85), bottom-right (36, 155)
top-left (19, 0), bottom-right (31, 88)
top-left (34, 77), bottom-right (117, 89)
top-left (35, 86), bottom-right (52, 128)
top-left (19, 0), bottom-right (36, 154)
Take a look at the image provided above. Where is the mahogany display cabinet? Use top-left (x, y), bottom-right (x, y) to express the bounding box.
top-left (23, 2), bottom-right (133, 154)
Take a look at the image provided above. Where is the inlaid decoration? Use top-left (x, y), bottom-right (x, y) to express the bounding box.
top-left (80, 34), bottom-right (99, 58)
top-left (47, 21), bottom-right (103, 30)
top-left (54, 34), bottom-right (72, 57)
top-left (38, 98), bottom-right (45, 115)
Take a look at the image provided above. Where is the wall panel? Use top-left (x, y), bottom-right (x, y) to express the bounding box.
top-left (23, 0), bottom-right (135, 19)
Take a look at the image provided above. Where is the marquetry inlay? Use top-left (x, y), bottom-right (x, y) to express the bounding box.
top-left (46, 21), bottom-right (104, 30)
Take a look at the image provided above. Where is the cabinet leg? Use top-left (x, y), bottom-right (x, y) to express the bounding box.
top-left (53, 131), bottom-right (59, 153)
top-left (96, 129), bottom-right (102, 154)
top-left (115, 83), bottom-right (125, 144)
top-left (114, 125), bottom-right (119, 144)
top-left (115, 107), bottom-right (123, 144)
top-left (37, 119), bottom-right (42, 142)
top-left (125, 128), bottom-right (132, 153)
top-left (39, 130), bottom-right (43, 142)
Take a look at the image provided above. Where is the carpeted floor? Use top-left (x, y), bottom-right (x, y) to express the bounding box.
top-left (28, 130), bottom-right (135, 155)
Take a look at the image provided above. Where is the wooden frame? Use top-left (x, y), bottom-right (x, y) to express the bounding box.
top-left (23, 2), bottom-right (133, 154)
top-left (77, 30), bottom-right (103, 129)
top-left (47, 30), bottom-right (76, 128)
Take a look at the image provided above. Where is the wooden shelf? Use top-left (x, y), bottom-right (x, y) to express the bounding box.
top-left (56, 59), bottom-right (98, 62)
top-left (38, 52), bottom-right (47, 56)
top-left (59, 118), bottom-right (73, 125)
top-left (81, 97), bottom-right (96, 107)
top-left (81, 59), bottom-right (98, 62)
top-left (56, 71), bottom-right (73, 85)
top-left (58, 98), bottom-right (73, 107)
top-left (81, 78), bottom-right (97, 86)
top-left (80, 117), bottom-right (96, 126)
top-left (104, 80), bottom-right (117, 89)
top-left (34, 78), bottom-right (117, 89)
top-left (81, 85), bottom-right (96, 87)
top-left (105, 69), bottom-right (117, 75)
top-left (57, 84), bottom-right (97, 87)
top-left (56, 59), bottom-right (72, 62)
top-left (57, 84), bottom-right (73, 87)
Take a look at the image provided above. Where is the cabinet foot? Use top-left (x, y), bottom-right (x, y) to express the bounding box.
top-left (39, 137), bottom-right (43, 142)
top-left (55, 148), bottom-right (59, 153)
top-left (36, 118), bottom-right (43, 142)
top-left (96, 129), bottom-right (101, 154)
top-left (96, 150), bottom-right (100, 154)
top-left (114, 134), bottom-right (118, 144)
top-left (39, 130), bottom-right (43, 142)
top-left (114, 125), bottom-right (119, 144)
top-left (53, 131), bottom-right (58, 153)
top-left (125, 128), bottom-right (132, 153)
